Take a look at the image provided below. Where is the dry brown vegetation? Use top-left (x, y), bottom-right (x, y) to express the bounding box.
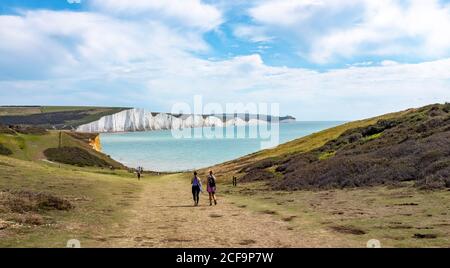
top-left (0, 144), bottom-right (12, 156)
top-left (0, 189), bottom-right (73, 229)
top-left (239, 103), bottom-right (450, 190)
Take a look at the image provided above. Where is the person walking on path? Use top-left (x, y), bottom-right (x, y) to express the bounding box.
top-left (136, 166), bottom-right (142, 181)
top-left (207, 170), bottom-right (217, 206)
top-left (191, 171), bottom-right (202, 206)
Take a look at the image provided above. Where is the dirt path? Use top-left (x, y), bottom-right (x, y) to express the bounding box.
top-left (107, 174), bottom-right (343, 248)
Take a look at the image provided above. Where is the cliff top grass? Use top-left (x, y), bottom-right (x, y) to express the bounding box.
top-left (0, 106), bottom-right (130, 129)
top-left (0, 126), bottom-right (124, 169)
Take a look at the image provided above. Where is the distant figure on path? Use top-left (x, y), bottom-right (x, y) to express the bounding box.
top-left (207, 170), bottom-right (217, 206)
top-left (191, 171), bottom-right (202, 206)
top-left (233, 176), bottom-right (237, 187)
top-left (136, 166), bottom-right (143, 180)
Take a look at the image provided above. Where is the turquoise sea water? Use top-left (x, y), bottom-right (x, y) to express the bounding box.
top-left (100, 121), bottom-right (344, 172)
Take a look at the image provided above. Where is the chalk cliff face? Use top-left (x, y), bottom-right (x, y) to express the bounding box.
top-left (89, 135), bottom-right (102, 152)
top-left (76, 108), bottom-right (294, 133)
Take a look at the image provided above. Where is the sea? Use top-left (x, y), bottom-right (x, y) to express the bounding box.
top-left (100, 121), bottom-right (344, 172)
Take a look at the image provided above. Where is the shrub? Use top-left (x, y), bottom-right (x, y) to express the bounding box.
top-left (44, 146), bottom-right (110, 167)
top-left (318, 151), bottom-right (336, 160)
top-left (0, 143), bottom-right (12, 156)
top-left (10, 213), bottom-right (45, 226)
top-left (240, 157), bottom-right (279, 173)
top-left (0, 124), bottom-right (16, 135)
top-left (3, 190), bottom-right (73, 213)
top-left (241, 169), bottom-right (275, 182)
top-left (11, 125), bottom-right (48, 135)
top-left (362, 133), bottom-right (382, 142)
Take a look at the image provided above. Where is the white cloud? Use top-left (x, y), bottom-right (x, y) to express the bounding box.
top-left (90, 0), bottom-right (223, 31)
top-left (3, 45), bottom-right (449, 120)
top-left (249, 0), bottom-right (329, 26)
top-left (0, 2), bottom-right (449, 120)
top-left (247, 0), bottom-right (450, 63)
top-left (0, 10), bottom-right (209, 80)
top-left (233, 25), bottom-right (273, 42)
top-left (380, 60), bottom-right (399, 66)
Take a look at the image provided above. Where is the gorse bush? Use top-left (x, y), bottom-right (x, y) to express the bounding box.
top-left (0, 144), bottom-right (12, 156)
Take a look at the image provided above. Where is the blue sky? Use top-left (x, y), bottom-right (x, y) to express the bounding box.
top-left (0, 0), bottom-right (450, 120)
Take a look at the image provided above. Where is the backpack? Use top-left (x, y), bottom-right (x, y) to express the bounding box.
top-left (192, 176), bottom-right (200, 186)
top-left (208, 176), bottom-right (216, 187)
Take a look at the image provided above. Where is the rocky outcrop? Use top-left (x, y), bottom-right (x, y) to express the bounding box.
top-left (76, 108), bottom-right (295, 133)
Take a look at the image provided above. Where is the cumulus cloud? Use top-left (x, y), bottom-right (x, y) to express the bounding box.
top-left (246, 0), bottom-right (450, 63)
top-left (90, 0), bottom-right (223, 31)
top-left (233, 25), bottom-right (273, 43)
top-left (0, 10), bottom-right (209, 80)
top-left (0, 1), bottom-right (449, 120)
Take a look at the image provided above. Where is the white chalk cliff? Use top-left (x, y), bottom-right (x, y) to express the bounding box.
top-left (76, 108), bottom-right (294, 133)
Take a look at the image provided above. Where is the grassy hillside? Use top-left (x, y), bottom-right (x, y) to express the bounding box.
top-left (0, 122), bottom-right (139, 247)
top-left (208, 106), bottom-right (414, 181)
top-left (0, 125), bottom-right (124, 169)
top-left (0, 106), bottom-right (129, 129)
top-left (236, 103), bottom-right (450, 190)
top-left (0, 155), bottom-right (142, 247)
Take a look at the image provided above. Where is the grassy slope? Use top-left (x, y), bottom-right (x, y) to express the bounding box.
top-left (0, 130), bottom-right (124, 169)
top-left (0, 125), bottom-right (139, 247)
top-left (0, 155), bottom-right (142, 247)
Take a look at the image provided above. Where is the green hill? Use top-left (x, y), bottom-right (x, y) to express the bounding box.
top-left (0, 106), bottom-right (129, 130)
top-left (0, 125), bottom-right (124, 169)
